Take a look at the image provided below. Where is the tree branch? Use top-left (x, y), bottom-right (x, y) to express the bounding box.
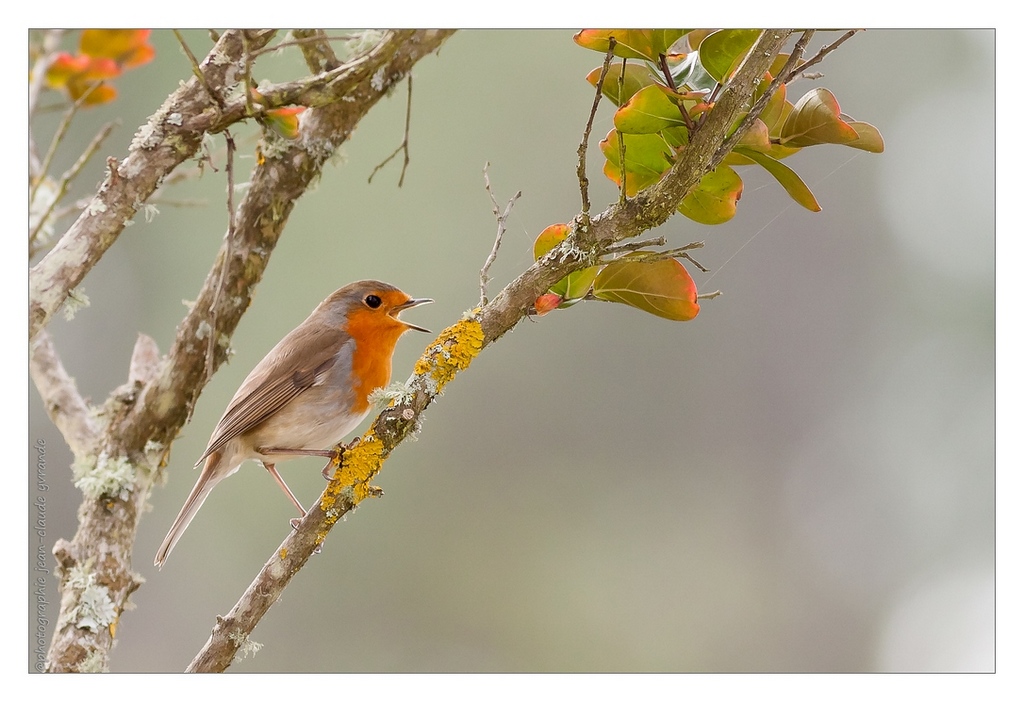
top-left (29, 330), bottom-right (99, 457)
top-left (40, 28), bottom-right (455, 673)
top-left (184, 29), bottom-right (798, 673)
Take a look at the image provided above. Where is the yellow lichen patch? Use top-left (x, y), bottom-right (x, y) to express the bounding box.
top-left (279, 547), bottom-right (287, 560)
top-left (319, 432), bottom-right (384, 515)
top-left (413, 318), bottom-right (484, 395)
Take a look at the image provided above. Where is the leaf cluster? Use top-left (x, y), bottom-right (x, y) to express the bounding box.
top-left (577, 29), bottom-right (884, 224)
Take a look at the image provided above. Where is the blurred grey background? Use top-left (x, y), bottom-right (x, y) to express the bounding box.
top-left (28, 30), bottom-right (994, 672)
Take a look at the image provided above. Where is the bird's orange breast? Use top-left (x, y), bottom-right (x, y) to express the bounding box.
top-left (343, 308), bottom-right (410, 415)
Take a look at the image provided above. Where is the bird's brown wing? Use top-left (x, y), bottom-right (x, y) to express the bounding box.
top-left (196, 324), bottom-right (352, 465)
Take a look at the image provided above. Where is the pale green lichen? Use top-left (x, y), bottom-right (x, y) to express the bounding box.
top-left (74, 451), bottom-right (135, 501)
top-left (142, 203), bottom-right (160, 222)
top-left (67, 562), bottom-right (117, 633)
top-left (229, 630), bottom-right (264, 660)
top-left (369, 382), bottom-right (414, 412)
top-left (78, 648), bottom-right (109, 673)
top-left (195, 320), bottom-right (212, 341)
top-left (62, 288), bottom-right (90, 321)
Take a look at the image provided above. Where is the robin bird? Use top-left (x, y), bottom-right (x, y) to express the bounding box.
top-left (154, 280), bottom-right (432, 568)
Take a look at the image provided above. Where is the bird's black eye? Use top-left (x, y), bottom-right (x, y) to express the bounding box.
top-left (364, 294), bottom-right (382, 309)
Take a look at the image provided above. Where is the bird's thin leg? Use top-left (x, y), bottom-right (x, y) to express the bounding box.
top-left (263, 462), bottom-right (306, 518)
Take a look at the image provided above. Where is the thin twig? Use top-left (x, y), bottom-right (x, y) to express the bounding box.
top-left (29, 120), bottom-right (118, 250)
top-left (28, 30), bottom-right (64, 123)
top-left (781, 30), bottom-right (859, 84)
top-left (602, 236), bottom-right (668, 256)
top-left (292, 29), bottom-right (341, 73)
top-left (174, 29), bottom-right (223, 107)
top-left (577, 39), bottom-right (616, 218)
top-left (205, 130), bottom-right (236, 382)
top-left (31, 81), bottom-right (104, 201)
top-left (658, 53), bottom-right (696, 132)
top-left (368, 75), bottom-right (414, 186)
top-left (617, 58), bottom-right (628, 204)
top-left (479, 163), bottom-right (521, 306)
top-left (242, 32), bottom-right (256, 118)
top-left (601, 241), bottom-right (708, 271)
top-left (697, 289), bottom-right (723, 300)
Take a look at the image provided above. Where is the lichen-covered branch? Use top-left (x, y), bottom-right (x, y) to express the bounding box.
top-left (184, 30), bottom-right (797, 673)
top-left (39, 28), bottom-right (455, 673)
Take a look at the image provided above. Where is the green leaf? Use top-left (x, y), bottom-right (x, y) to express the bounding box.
top-left (573, 30), bottom-right (657, 61)
top-left (614, 84), bottom-right (687, 134)
top-left (677, 165), bottom-right (743, 224)
top-left (698, 29), bottom-right (761, 83)
top-left (586, 63), bottom-right (658, 106)
top-left (780, 88), bottom-right (859, 147)
top-left (600, 129), bottom-right (674, 180)
top-left (594, 256), bottom-right (700, 321)
top-left (651, 30), bottom-right (688, 55)
top-left (843, 120), bottom-right (885, 153)
top-left (533, 224), bottom-right (600, 303)
top-left (755, 74), bottom-right (788, 130)
top-left (734, 147), bottom-right (821, 212)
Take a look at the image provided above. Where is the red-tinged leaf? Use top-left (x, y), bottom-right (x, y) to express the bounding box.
top-left (533, 224), bottom-right (599, 301)
top-left (678, 165), bottom-right (743, 225)
top-left (593, 257), bottom-right (700, 321)
top-left (68, 81), bottom-right (117, 105)
top-left (533, 223), bottom-right (571, 260)
top-left (534, 293), bottom-right (562, 316)
top-left (734, 147), bottom-right (821, 212)
top-left (44, 53), bottom-right (90, 88)
top-left (780, 88), bottom-right (860, 147)
top-left (586, 63), bottom-right (658, 106)
top-left (735, 118), bottom-right (772, 152)
top-left (698, 29), bottom-right (761, 83)
top-left (264, 106), bottom-right (306, 139)
top-left (843, 120), bottom-right (885, 153)
top-left (80, 29), bottom-right (154, 68)
top-left (614, 84), bottom-right (687, 134)
top-left (573, 30), bottom-right (658, 61)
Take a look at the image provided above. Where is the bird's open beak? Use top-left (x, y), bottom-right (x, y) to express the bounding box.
top-left (392, 297), bottom-right (433, 333)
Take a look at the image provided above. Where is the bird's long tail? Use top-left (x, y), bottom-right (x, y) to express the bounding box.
top-left (154, 452), bottom-right (226, 568)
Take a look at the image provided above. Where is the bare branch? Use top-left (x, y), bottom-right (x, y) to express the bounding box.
top-left (204, 129), bottom-right (237, 382)
top-left (781, 30), bottom-right (860, 84)
top-left (577, 40), bottom-right (616, 218)
top-left (28, 30), bottom-right (64, 124)
top-left (29, 330), bottom-right (99, 456)
top-left (31, 82), bottom-right (106, 202)
top-left (173, 29), bottom-right (224, 107)
top-left (29, 120), bottom-right (118, 255)
top-left (479, 163), bottom-right (521, 306)
top-left (368, 75), bottom-right (414, 186)
top-left (291, 29), bottom-right (343, 72)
